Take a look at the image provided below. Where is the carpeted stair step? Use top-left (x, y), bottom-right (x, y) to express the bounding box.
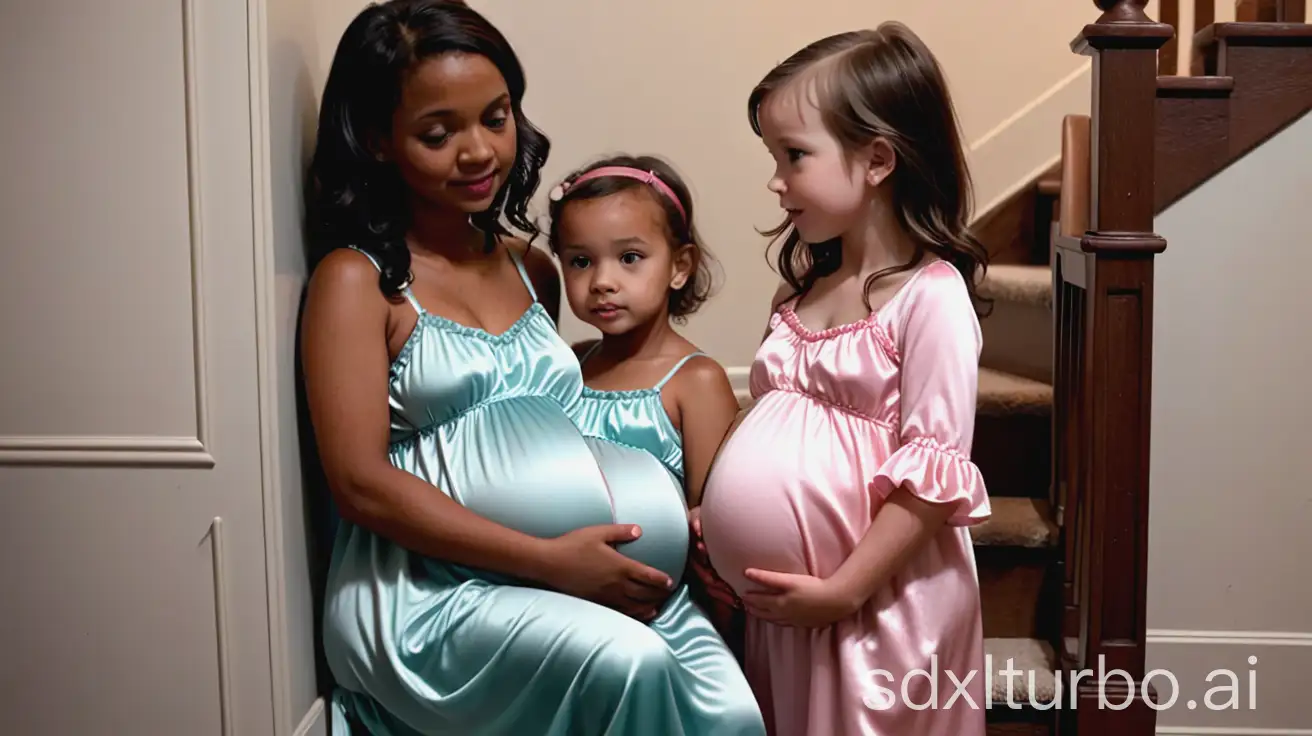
top-left (984, 637), bottom-right (1060, 722)
top-left (974, 497), bottom-right (1060, 640)
top-left (987, 724), bottom-right (1050, 736)
top-left (973, 368), bottom-right (1052, 501)
top-left (978, 265), bottom-right (1053, 384)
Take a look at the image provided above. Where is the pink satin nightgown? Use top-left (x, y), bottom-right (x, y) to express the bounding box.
top-left (700, 259), bottom-right (991, 735)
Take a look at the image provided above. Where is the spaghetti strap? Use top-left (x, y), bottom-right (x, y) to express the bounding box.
top-left (507, 244), bottom-right (538, 303)
top-left (654, 351), bottom-right (708, 390)
top-left (579, 340), bottom-right (603, 365)
top-left (347, 245), bottom-right (424, 315)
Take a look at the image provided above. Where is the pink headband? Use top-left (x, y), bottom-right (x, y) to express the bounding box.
top-left (549, 166), bottom-right (688, 223)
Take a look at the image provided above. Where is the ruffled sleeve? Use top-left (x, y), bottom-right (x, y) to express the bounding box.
top-left (870, 263), bottom-right (991, 526)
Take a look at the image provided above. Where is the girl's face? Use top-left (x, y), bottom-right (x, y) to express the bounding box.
top-left (555, 189), bottom-right (694, 336)
top-left (757, 83), bottom-right (871, 243)
top-left (381, 52), bottom-right (518, 214)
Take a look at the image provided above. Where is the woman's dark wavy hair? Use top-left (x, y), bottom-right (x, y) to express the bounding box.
top-left (546, 154), bottom-right (717, 324)
top-left (748, 22), bottom-right (990, 315)
top-left (305, 0), bottom-right (550, 297)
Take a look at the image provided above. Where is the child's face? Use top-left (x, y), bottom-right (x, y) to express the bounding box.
top-left (555, 189), bottom-right (694, 336)
top-left (379, 52), bottom-right (518, 216)
top-left (757, 82), bottom-right (871, 243)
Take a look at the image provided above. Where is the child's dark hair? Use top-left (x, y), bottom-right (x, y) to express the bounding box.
top-left (546, 154), bottom-right (716, 323)
top-left (748, 22), bottom-right (990, 315)
top-left (305, 0), bottom-right (550, 297)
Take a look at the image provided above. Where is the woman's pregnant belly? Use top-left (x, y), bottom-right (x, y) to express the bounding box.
top-left (699, 391), bottom-right (886, 597)
top-left (407, 395), bottom-right (617, 542)
top-left (394, 395), bottom-right (689, 584)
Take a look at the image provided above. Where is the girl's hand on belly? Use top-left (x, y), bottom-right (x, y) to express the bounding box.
top-left (538, 524), bottom-right (676, 621)
top-left (738, 568), bottom-right (861, 629)
top-left (687, 507), bottom-right (742, 610)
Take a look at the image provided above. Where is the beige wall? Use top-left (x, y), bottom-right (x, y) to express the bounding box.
top-left (311, 0), bottom-right (1112, 373)
top-left (1145, 112), bottom-right (1312, 732)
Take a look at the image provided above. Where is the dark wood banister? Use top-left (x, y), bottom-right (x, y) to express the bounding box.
top-left (1055, 2), bottom-right (1171, 733)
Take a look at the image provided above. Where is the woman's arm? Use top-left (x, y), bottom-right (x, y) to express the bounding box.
top-left (302, 250), bottom-right (557, 579)
top-left (668, 356), bottom-right (740, 507)
top-left (301, 249), bottom-right (672, 609)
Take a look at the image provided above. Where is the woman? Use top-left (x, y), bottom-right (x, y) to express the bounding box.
top-left (299, 2), bottom-right (763, 733)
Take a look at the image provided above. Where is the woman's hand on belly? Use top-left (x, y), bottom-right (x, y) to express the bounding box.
top-left (538, 523), bottom-right (676, 621)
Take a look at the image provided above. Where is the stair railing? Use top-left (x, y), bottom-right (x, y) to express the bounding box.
top-left (1051, 2), bottom-right (1171, 733)
top-left (1159, 0), bottom-right (1304, 74)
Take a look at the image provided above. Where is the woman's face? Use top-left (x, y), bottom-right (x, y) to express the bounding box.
top-left (382, 52), bottom-right (519, 214)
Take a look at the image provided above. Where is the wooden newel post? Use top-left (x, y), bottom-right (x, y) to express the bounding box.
top-left (1067, 2), bottom-right (1171, 734)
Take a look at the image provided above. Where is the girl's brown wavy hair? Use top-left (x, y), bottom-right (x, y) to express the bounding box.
top-left (748, 22), bottom-right (990, 315)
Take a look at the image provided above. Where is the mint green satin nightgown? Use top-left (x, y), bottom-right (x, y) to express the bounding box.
top-left (323, 245), bottom-right (764, 736)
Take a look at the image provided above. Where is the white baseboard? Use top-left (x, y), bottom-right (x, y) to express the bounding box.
top-left (726, 366), bottom-right (750, 403)
top-left (292, 697), bottom-right (326, 736)
top-left (1159, 724), bottom-right (1312, 729)
top-left (1143, 630), bottom-right (1312, 733)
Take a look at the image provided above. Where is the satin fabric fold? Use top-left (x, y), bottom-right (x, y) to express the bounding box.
top-left (700, 260), bottom-right (991, 735)
top-left (324, 247), bottom-right (764, 735)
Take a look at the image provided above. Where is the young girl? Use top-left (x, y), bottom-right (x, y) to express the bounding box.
top-left (546, 154), bottom-right (751, 649)
top-left (697, 23), bottom-right (993, 735)
top-left (301, 2), bottom-right (762, 734)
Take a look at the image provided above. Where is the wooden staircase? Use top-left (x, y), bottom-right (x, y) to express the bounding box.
top-left (967, 2), bottom-right (1311, 733)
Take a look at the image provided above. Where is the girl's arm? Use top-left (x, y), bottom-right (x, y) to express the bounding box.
top-left (829, 266), bottom-right (990, 607)
top-left (301, 250), bottom-right (672, 610)
top-left (668, 356), bottom-right (739, 507)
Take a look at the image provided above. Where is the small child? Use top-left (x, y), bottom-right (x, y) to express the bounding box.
top-left (698, 23), bottom-right (993, 736)
top-left (546, 154), bottom-right (748, 643)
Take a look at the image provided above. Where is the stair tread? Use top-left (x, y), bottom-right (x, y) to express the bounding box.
top-left (985, 637), bottom-right (1059, 707)
top-left (1197, 21), bottom-right (1312, 45)
top-left (1156, 74), bottom-right (1235, 99)
top-left (971, 497), bottom-right (1058, 549)
top-left (979, 265), bottom-right (1051, 309)
top-left (978, 368), bottom-right (1051, 416)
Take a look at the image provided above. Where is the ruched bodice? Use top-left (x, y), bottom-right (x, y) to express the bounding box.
top-left (321, 244), bottom-right (763, 736)
top-left (386, 302), bottom-right (579, 439)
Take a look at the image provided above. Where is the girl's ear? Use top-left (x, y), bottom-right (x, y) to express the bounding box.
top-left (865, 137), bottom-right (896, 187)
top-left (669, 242), bottom-right (696, 290)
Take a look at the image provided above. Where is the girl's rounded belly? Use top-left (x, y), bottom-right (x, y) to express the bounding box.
top-left (699, 394), bottom-right (882, 597)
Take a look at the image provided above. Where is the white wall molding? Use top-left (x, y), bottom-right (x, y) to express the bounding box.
top-left (0, 436), bottom-right (215, 467)
top-left (1148, 630), bottom-right (1312, 647)
top-left (968, 62), bottom-right (1091, 221)
top-left (1157, 728), bottom-right (1312, 735)
top-left (292, 698), bottom-right (326, 736)
top-left (244, 0), bottom-right (297, 732)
